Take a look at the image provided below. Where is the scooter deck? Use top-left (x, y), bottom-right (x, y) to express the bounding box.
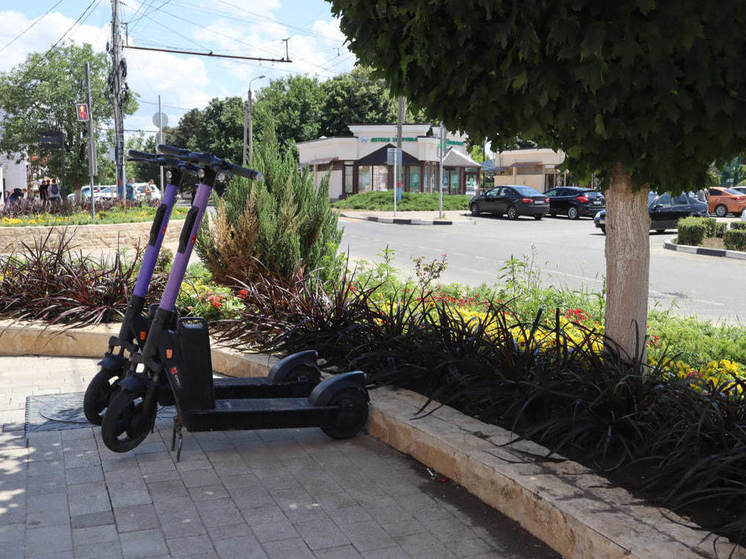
top-left (212, 377), bottom-right (316, 399)
top-left (181, 397), bottom-right (335, 432)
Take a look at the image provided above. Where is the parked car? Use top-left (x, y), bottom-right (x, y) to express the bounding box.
top-left (707, 187), bottom-right (746, 217)
top-left (67, 185), bottom-right (116, 202)
top-left (732, 186), bottom-right (746, 196)
top-left (545, 186), bottom-right (605, 219)
top-left (469, 185), bottom-right (550, 220)
top-left (593, 193), bottom-right (708, 234)
top-left (134, 183), bottom-right (161, 201)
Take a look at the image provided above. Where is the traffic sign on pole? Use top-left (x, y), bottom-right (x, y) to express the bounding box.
top-left (76, 103), bottom-right (89, 122)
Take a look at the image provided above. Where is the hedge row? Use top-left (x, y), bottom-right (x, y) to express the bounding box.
top-left (678, 216), bottom-right (746, 250)
top-left (724, 229), bottom-right (746, 251)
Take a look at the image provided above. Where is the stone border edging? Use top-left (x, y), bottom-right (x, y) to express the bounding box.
top-left (0, 319), bottom-right (741, 558)
top-left (665, 239), bottom-right (746, 261)
top-left (339, 213), bottom-right (458, 225)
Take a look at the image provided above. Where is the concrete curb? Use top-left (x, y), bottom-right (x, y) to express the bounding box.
top-left (0, 320), bottom-right (742, 558)
top-left (339, 213), bottom-right (466, 225)
top-left (665, 240), bottom-right (746, 260)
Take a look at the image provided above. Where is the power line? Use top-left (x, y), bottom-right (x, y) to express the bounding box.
top-left (123, 44), bottom-right (291, 62)
top-left (0, 0), bottom-right (68, 54)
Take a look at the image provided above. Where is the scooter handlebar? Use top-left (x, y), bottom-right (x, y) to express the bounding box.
top-left (127, 149), bottom-right (158, 160)
top-left (156, 144), bottom-right (263, 181)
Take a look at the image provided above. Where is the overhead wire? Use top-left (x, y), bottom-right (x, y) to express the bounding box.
top-left (0, 0), bottom-right (68, 54)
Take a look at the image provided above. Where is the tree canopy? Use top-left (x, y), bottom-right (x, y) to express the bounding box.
top-left (329, 1), bottom-right (746, 190)
top-left (0, 43), bottom-right (137, 190)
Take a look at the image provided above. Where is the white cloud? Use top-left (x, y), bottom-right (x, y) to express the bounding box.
top-left (0, 10), bottom-right (109, 72)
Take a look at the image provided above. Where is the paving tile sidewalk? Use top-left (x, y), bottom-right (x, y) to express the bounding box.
top-left (337, 210), bottom-right (472, 224)
top-left (0, 356), bottom-right (560, 559)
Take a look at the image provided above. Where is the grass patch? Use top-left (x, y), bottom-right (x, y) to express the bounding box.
top-left (333, 191), bottom-right (470, 211)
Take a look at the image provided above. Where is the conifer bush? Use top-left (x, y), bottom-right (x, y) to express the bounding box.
top-left (196, 124), bottom-right (342, 285)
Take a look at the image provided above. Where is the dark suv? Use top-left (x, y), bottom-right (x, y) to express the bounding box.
top-left (545, 186), bottom-right (605, 219)
top-left (593, 192), bottom-right (708, 234)
top-left (469, 185), bottom-right (549, 220)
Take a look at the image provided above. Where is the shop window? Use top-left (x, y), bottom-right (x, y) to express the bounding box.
top-left (344, 165), bottom-right (354, 194)
top-left (358, 166), bottom-right (372, 193)
top-left (408, 167), bottom-right (421, 192)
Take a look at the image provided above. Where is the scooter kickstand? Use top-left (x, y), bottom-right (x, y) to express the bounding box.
top-left (171, 417), bottom-right (184, 462)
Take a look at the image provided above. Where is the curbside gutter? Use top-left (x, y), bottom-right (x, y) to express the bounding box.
top-left (339, 213), bottom-right (460, 225)
top-left (0, 320), bottom-right (742, 558)
top-left (664, 240), bottom-right (746, 261)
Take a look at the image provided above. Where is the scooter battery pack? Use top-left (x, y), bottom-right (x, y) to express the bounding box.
top-left (169, 318), bottom-right (215, 411)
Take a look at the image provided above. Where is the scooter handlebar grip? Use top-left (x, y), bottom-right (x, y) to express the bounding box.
top-left (127, 149), bottom-right (158, 160)
top-left (226, 162), bottom-right (263, 181)
top-left (156, 144), bottom-right (190, 156)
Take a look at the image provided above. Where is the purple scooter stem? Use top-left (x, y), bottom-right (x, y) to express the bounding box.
top-left (159, 182), bottom-right (212, 312)
top-left (133, 182), bottom-right (179, 298)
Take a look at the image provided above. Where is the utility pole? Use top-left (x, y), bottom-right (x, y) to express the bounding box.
top-left (439, 123), bottom-right (445, 218)
top-left (84, 61), bottom-right (97, 219)
top-left (243, 75), bottom-right (265, 166)
top-left (110, 0), bottom-right (126, 203)
top-left (158, 95), bottom-right (164, 191)
top-left (396, 96), bottom-right (405, 215)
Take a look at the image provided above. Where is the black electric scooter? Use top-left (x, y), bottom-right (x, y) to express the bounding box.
top-left (101, 146), bottom-right (368, 457)
top-left (86, 152), bottom-right (323, 428)
top-left (82, 152), bottom-right (189, 425)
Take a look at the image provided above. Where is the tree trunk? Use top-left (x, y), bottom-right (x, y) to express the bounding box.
top-left (604, 162), bottom-right (650, 361)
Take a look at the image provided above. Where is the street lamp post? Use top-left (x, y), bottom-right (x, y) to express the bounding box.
top-left (243, 75), bottom-right (266, 166)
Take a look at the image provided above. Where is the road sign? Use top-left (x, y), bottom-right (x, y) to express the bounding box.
top-left (152, 112), bottom-right (168, 127)
top-left (38, 129), bottom-right (63, 146)
top-left (386, 147), bottom-right (402, 166)
top-left (76, 103), bottom-right (89, 122)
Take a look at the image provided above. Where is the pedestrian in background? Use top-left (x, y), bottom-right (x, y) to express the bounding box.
top-left (39, 180), bottom-right (49, 201)
top-left (48, 180), bottom-right (62, 205)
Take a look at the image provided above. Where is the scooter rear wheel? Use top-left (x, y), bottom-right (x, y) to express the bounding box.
top-left (101, 390), bottom-right (156, 453)
top-left (83, 365), bottom-right (124, 426)
top-left (321, 388), bottom-right (369, 440)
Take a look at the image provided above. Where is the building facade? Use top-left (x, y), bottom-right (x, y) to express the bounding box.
top-left (491, 148), bottom-right (568, 192)
top-left (297, 124), bottom-right (481, 200)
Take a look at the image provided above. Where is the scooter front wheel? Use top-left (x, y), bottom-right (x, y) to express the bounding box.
top-left (101, 390), bottom-right (156, 453)
top-left (321, 388), bottom-right (369, 440)
top-left (83, 365), bottom-right (124, 426)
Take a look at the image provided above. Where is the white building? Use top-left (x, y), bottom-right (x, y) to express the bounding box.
top-left (297, 124), bottom-right (481, 200)
top-left (491, 148), bottom-right (567, 192)
top-left (0, 110), bottom-right (28, 203)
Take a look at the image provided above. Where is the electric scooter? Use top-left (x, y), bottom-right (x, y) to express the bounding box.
top-left (100, 146), bottom-right (368, 458)
top-left (84, 153), bottom-right (323, 426)
top-left (82, 152), bottom-right (187, 425)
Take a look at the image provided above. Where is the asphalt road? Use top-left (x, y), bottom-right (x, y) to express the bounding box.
top-left (339, 213), bottom-right (746, 323)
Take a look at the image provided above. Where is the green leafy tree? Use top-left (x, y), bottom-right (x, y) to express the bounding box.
top-left (196, 121), bottom-right (342, 284)
top-left (329, 0), bottom-right (746, 358)
top-left (0, 43), bottom-right (137, 195)
top-left (319, 66), bottom-right (397, 136)
top-left (252, 76), bottom-right (325, 147)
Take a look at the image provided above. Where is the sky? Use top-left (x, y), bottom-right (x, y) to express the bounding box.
top-left (0, 0), bottom-right (358, 137)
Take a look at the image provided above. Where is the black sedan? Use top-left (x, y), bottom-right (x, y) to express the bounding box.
top-left (593, 193), bottom-right (708, 234)
top-left (545, 186), bottom-right (605, 219)
top-left (470, 185), bottom-right (550, 220)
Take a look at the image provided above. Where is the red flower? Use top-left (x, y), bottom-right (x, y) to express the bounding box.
top-left (238, 289), bottom-right (248, 299)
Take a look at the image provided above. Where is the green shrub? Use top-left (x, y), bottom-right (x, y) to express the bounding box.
top-left (713, 221), bottom-right (727, 238)
top-left (333, 191), bottom-right (470, 211)
top-left (677, 217), bottom-right (708, 246)
top-left (724, 229), bottom-right (746, 251)
top-left (730, 221), bottom-right (746, 230)
top-left (196, 123), bottom-right (342, 285)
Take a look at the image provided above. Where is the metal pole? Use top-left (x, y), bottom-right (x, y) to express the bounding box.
top-left (439, 123), bottom-right (444, 219)
top-left (242, 91), bottom-right (248, 166)
top-left (393, 152), bottom-right (397, 215)
top-left (111, 0), bottom-right (125, 203)
top-left (248, 87), bottom-right (254, 166)
top-left (396, 96), bottom-right (405, 216)
top-left (85, 61), bottom-right (96, 219)
top-left (60, 132), bottom-right (65, 198)
top-left (158, 95), bottom-right (164, 191)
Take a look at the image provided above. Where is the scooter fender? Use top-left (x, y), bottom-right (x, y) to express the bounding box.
top-left (308, 371), bottom-right (368, 407)
top-left (117, 373), bottom-right (150, 396)
top-left (98, 355), bottom-right (126, 372)
top-left (268, 350), bottom-right (319, 383)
